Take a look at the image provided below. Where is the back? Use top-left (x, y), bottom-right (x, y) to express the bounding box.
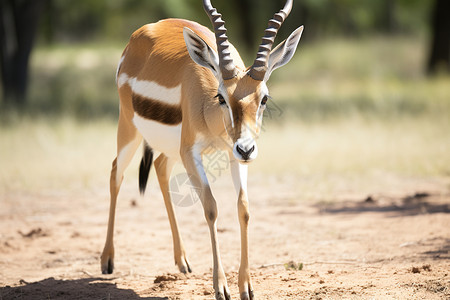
top-left (118, 18), bottom-right (218, 88)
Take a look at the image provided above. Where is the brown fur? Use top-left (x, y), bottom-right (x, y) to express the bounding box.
top-left (132, 94), bottom-right (182, 125)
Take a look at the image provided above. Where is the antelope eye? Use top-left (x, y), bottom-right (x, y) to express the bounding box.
top-left (261, 95), bottom-right (269, 106)
top-left (215, 93), bottom-right (226, 105)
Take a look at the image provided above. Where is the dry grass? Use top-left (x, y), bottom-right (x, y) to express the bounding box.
top-left (253, 118), bottom-right (450, 202)
top-left (256, 117), bottom-right (450, 177)
top-left (0, 118), bottom-right (116, 193)
top-left (1, 116), bottom-right (448, 200)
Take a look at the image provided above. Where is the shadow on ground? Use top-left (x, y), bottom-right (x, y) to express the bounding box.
top-left (420, 238), bottom-right (450, 260)
top-left (0, 277), bottom-right (166, 300)
top-left (315, 193), bottom-right (450, 217)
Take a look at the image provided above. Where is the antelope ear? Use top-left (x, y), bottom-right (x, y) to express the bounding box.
top-left (265, 25), bottom-right (304, 81)
top-left (183, 27), bottom-right (220, 77)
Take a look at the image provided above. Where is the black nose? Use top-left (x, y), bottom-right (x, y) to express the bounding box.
top-left (236, 145), bottom-right (255, 160)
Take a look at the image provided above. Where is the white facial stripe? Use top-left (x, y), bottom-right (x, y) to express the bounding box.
top-left (255, 83), bottom-right (269, 127)
top-left (260, 82), bottom-right (269, 98)
top-left (255, 104), bottom-right (263, 127)
top-left (228, 107), bottom-right (234, 128)
top-left (118, 73), bottom-right (181, 105)
top-left (223, 116), bottom-right (232, 137)
top-left (218, 83), bottom-right (234, 128)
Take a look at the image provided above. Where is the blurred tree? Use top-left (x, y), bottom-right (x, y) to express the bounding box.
top-left (0, 0), bottom-right (46, 106)
top-left (0, 0), bottom-right (437, 109)
top-left (32, 1), bottom-right (434, 49)
top-left (226, 0), bottom-right (300, 57)
top-left (427, 0), bottom-right (450, 74)
top-left (29, 0), bottom-right (435, 46)
top-left (380, 0), bottom-right (397, 34)
top-left (232, 0), bottom-right (254, 51)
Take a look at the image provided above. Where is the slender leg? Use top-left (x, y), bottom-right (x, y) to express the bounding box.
top-left (181, 146), bottom-right (230, 300)
top-left (101, 112), bottom-right (142, 274)
top-left (230, 158), bottom-right (254, 300)
top-left (154, 154), bottom-right (192, 274)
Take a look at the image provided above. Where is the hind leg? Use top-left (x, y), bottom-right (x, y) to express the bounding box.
top-left (154, 154), bottom-right (191, 273)
top-left (101, 107), bottom-right (142, 274)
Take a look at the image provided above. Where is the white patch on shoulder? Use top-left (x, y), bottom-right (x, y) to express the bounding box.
top-left (117, 73), bottom-right (129, 88)
top-left (133, 113), bottom-right (182, 160)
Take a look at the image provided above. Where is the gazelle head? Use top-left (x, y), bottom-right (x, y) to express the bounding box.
top-left (184, 0), bottom-right (303, 163)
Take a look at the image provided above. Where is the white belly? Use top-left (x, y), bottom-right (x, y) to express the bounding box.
top-left (133, 113), bottom-right (182, 160)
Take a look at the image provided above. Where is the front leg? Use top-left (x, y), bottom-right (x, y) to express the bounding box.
top-left (230, 158), bottom-right (254, 300)
top-left (181, 146), bottom-right (230, 300)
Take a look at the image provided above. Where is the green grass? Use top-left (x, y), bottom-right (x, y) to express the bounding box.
top-left (1, 36), bottom-right (449, 196)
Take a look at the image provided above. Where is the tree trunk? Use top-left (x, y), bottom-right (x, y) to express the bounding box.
top-left (382, 0), bottom-right (397, 34)
top-left (0, 0), bottom-right (45, 106)
top-left (427, 0), bottom-right (450, 75)
top-left (233, 0), bottom-right (254, 53)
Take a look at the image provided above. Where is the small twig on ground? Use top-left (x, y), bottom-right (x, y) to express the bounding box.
top-left (81, 270), bottom-right (93, 277)
top-left (259, 260), bottom-right (359, 269)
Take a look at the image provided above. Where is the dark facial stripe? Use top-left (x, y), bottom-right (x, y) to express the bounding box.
top-left (132, 94), bottom-right (182, 125)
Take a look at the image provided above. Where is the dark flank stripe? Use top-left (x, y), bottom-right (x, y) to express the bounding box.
top-left (132, 94), bottom-right (182, 125)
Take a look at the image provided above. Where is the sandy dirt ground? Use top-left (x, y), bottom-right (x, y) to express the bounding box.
top-left (1, 174), bottom-right (449, 299)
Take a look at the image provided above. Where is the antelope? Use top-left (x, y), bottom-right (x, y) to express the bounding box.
top-left (100, 0), bottom-right (303, 299)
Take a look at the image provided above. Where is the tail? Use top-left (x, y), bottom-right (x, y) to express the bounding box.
top-left (139, 142), bottom-right (154, 195)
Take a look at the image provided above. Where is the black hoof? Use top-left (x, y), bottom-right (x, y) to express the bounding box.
top-left (178, 260), bottom-right (192, 274)
top-left (102, 258), bottom-right (114, 274)
top-left (240, 287), bottom-right (254, 300)
top-left (216, 291), bottom-right (231, 300)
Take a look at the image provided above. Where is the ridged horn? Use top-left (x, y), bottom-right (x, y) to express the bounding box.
top-left (248, 0), bottom-right (293, 81)
top-left (203, 0), bottom-right (237, 80)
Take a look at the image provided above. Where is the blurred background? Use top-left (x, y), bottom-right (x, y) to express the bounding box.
top-left (0, 0), bottom-right (449, 198)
